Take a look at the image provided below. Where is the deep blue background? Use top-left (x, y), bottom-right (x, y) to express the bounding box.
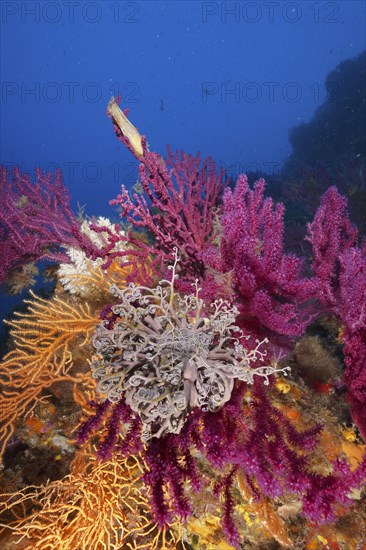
top-left (0, 0), bottom-right (365, 323)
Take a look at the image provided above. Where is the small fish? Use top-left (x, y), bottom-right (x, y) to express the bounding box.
top-left (133, 181), bottom-right (144, 194)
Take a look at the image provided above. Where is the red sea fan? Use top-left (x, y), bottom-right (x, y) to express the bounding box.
top-left (306, 186), bottom-right (358, 309)
top-left (0, 166), bottom-right (97, 284)
top-left (338, 246), bottom-right (366, 440)
top-left (109, 140), bottom-right (225, 280)
top-left (104, 98), bottom-right (226, 288)
top-left (307, 190), bottom-right (366, 438)
top-left (205, 174), bottom-right (317, 347)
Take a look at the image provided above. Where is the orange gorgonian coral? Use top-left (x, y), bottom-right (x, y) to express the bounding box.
top-left (0, 292), bottom-right (99, 459)
top-left (0, 444), bottom-right (186, 550)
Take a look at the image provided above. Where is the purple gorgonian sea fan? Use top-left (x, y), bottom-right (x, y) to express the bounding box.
top-left (202, 173), bottom-right (318, 348)
top-left (307, 186), bottom-right (366, 440)
top-left (89, 248), bottom-right (287, 441)
top-left (92, 97), bottom-right (226, 292)
top-left (0, 165), bottom-right (98, 285)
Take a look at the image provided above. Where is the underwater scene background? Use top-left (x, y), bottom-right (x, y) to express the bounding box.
top-left (0, 1), bottom-right (366, 548)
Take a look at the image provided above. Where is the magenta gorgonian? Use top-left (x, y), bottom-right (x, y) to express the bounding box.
top-left (91, 249), bottom-right (289, 440)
